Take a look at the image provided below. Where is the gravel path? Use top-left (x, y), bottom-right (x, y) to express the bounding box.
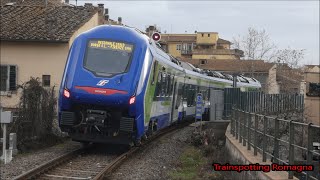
top-left (107, 126), bottom-right (194, 180)
top-left (0, 140), bottom-right (82, 180)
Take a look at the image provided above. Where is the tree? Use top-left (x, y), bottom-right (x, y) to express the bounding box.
top-left (233, 27), bottom-right (305, 94)
top-left (274, 48), bottom-right (305, 68)
top-left (233, 27), bottom-right (305, 66)
top-left (232, 27), bottom-right (277, 61)
top-left (9, 77), bottom-right (57, 150)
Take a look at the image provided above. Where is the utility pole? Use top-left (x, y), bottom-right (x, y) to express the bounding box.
top-left (233, 73), bottom-right (238, 88)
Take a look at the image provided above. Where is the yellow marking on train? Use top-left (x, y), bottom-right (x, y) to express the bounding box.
top-left (90, 40), bottom-right (132, 52)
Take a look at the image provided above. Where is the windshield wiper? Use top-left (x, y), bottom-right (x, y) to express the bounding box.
top-left (95, 72), bottom-right (115, 76)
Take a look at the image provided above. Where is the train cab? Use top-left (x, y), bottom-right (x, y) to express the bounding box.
top-left (58, 26), bottom-right (150, 144)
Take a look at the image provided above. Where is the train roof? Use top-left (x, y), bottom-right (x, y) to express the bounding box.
top-left (141, 33), bottom-right (261, 88)
top-left (83, 25), bottom-right (261, 88)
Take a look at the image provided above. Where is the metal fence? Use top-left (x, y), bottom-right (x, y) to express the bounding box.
top-left (230, 109), bottom-right (320, 180)
top-left (224, 88), bottom-right (304, 116)
top-left (210, 103), bottom-right (233, 120)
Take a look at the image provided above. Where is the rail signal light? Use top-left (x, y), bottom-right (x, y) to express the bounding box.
top-left (152, 32), bottom-right (161, 42)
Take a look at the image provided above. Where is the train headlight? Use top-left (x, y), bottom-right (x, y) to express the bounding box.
top-left (129, 96), bottom-right (136, 105)
top-left (63, 89), bottom-right (70, 98)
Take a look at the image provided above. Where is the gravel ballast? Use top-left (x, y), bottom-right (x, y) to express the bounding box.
top-left (1, 124), bottom-right (213, 180)
top-left (0, 140), bottom-right (82, 180)
top-left (108, 126), bottom-right (195, 180)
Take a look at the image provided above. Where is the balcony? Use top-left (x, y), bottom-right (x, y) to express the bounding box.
top-left (193, 48), bottom-right (244, 57)
top-left (181, 49), bottom-right (192, 55)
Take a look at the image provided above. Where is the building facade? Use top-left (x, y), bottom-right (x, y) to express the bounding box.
top-left (303, 65), bottom-right (320, 125)
top-left (148, 26), bottom-right (244, 61)
top-left (0, 0), bottom-right (119, 108)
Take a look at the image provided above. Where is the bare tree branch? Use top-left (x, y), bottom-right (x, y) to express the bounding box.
top-left (232, 27), bottom-right (277, 60)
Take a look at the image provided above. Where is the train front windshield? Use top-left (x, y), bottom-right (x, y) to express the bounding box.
top-left (84, 40), bottom-right (134, 77)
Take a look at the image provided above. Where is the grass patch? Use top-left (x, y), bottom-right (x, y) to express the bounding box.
top-left (169, 146), bottom-right (206, 180)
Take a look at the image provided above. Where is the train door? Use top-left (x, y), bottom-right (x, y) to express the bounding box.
top-left (210, 89), bottom-right (224, 120)
top-left (171, 81), bottom-right (179, 123)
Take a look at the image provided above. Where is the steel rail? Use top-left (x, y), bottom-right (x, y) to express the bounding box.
top-left (14, 121), bottom-right (189, 180)
top-left (93, 122), bottom-right (188, 180)
top-left (13, 148), bottom-right (85, 180)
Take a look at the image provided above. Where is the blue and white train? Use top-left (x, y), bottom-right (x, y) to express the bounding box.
top-left (58, 25), bottom-right (261, 145)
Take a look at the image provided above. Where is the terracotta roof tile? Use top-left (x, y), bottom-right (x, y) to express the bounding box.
top-left (305, 65), bottom-right (320, 68)
top-left (1, 0), bottom-right (64, 7)
top-left (160, 34), bottom-right (196, 43)
top-left (217, 38), bottom-right (231, 44)
top-left (0, 0), bottom-right (98, 42)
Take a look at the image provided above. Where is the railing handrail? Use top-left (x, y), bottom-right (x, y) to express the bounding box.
top-left (230, 108), bottom-right (320, 180)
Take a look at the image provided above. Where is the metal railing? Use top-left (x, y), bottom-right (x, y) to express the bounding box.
top-left (230, 109), bottom-right (320, 180)
top-left (208, 103), bottom-right (233, 121)
top-left (181, 49), bottom-right (192, 55)
top-left (224, 89), bottom-right (304, 115)
top-left (193, 49), bottom-right (243, 56)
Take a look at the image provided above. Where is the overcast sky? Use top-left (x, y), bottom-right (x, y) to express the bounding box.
top-left (70, 0), bottom-right (319, 65)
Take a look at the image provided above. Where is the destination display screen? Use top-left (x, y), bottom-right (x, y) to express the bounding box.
top-left (89, 40), bottom-right (133, 52)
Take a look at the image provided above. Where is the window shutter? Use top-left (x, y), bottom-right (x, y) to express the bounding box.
top-left (0, 66), bottom-right (8, 91)
top-left (9, 65), bottom-right (16, 91)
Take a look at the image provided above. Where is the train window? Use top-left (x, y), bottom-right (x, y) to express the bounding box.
top-left (203, 89), bottom-right (209, 101)
top-left (166, 74), bottom-right (171, 96)
top-left (84, 40), bottom-right (133, 77)
top-left (182, 84), bottom-right (187, 100)
top-left (187, 85), bottom-right (196, 106)
top-left (192, 86), bottom-right (196, 106)
top-left (170, 76), bottom-right (175, 95)
top-left (186, 85), bottom-right (191, 106)
top-left (176, 83), bottom-right (182, 109)
top-left (201, 89), bottom-right (207, 101)
top-left (161, 73), bottom-right (167, 96)
top-left (155, 72), bottom-right (162, 97)
top-left (152, 61), bottom-right (158, 85)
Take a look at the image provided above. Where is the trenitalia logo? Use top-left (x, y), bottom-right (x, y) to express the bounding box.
top-left (96, 80), bottom-right (109, 86)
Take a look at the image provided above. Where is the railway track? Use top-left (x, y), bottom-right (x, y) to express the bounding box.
top-left (13, 122), bottom-right (188, 180)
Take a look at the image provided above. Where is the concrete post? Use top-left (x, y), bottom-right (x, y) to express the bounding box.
top-left (288, 120), bottom-right (295, 179)
top-left (9, 133), bottom-right (18, 155)
top-left (1, 124), bottom-right (7, 163)
top-left (254, 114), bottom-right (258, 156)
top-left (262, 116), bottom-right (267, 162)
top-left (306, 123), bottom-right (313, 180)
top-left (1, 107), bottom-right (13, 164)
top-left (273, 118), bottom-right (280, 163)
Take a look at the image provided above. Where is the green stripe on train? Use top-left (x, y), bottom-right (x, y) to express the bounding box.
top-left (144, 61), bottom-right (159, 126)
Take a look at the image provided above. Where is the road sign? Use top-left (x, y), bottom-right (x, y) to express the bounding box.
top-left (196, 93), bottom-right (203, 119)
top-left (0, 111), bottom-right (12, 123)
